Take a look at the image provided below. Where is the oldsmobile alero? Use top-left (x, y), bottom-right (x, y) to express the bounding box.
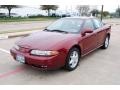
top-left (10, 17), bottom-right (111, 71)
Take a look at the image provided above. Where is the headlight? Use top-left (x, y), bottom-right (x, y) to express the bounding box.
top-left (14, 45), bottom-right (20, 50)
top-left (30, 50), bottom-right (59, 56)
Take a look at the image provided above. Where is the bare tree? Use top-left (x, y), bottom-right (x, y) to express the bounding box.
top-left (40, 5), bottom-right (58, 16)
top-left (0, 5), bottom-right (21, 17)
top-left (90, 9), bottom-right (99, 17)
top-left (76, 5), bottom-right (90, 16)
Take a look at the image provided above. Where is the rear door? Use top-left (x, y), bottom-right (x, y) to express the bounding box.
top-left (92, 19), bottom-right (106, 47)
top-left (81, 19), bottom-right (97, 55)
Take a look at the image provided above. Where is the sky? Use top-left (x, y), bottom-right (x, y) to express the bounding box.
top-left (0, 5), bottom-right (119, 16)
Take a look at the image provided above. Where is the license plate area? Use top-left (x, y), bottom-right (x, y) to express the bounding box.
top-left (16, 55), bottom-right (25, 63)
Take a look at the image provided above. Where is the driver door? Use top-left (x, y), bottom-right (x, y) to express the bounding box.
top-left (80, 19), bottom-right (97, 55)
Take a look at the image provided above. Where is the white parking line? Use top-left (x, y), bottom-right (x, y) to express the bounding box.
top-left (0, 48), bottom-right (10, 54)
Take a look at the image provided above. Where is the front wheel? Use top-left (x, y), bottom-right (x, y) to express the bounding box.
top-left (65, 47), bottom-right (80, 71)
top-left (101, 35), bottom-right (110, 49)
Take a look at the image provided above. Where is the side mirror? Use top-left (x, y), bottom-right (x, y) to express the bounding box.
top-left (81, 28), bottom-right (93, 36)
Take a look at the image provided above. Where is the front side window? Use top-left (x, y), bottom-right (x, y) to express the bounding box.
top-left (82, 19), bottom-right (94, 30)
top-left (93, 19), bottom-right (103, 29)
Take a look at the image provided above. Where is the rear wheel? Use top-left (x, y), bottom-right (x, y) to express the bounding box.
top-left (65, 47), bottom-right (80, 71)
top-left (101, 35), bottom-right (110, 49)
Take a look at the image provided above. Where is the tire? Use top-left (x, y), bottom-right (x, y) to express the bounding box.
top-left (101, 35), bottom-right (110, 49)
top-left (65, 47), bottom-right (80, 71)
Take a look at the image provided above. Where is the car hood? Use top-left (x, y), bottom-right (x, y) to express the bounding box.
top-left (16, 31), bottom-right (79, 50)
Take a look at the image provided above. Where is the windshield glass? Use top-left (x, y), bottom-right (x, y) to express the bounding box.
top-left (46, 18), bottom-right (83, 33)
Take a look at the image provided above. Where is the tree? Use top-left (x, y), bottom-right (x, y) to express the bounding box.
top-left (90, 9), bottom-right (99, 17)
top-left (102, 11), bottom-right (110, 17)
top-left (116, 8), bottom-right (120, 17)
top-left (40, 5), bottom-right (58, 16)
top-left (0, 5), bottom-right (20, 17)
top-left (76, 5), bottom-right (90, 16)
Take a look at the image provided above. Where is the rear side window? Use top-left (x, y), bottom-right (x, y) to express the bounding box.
top-left (83, 19), bottom-right (94, 30)
top-left (93, 19), bottom-right (103, 29)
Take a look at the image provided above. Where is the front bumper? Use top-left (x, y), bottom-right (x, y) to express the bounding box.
top-left (10, 48), bottom-right (66, 70)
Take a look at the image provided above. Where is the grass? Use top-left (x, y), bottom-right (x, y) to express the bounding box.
top-left (0, 17), bottom-right (59, 23)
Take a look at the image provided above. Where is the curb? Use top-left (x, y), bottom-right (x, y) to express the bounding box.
top-left (0, 35), bottom-right (8, 39)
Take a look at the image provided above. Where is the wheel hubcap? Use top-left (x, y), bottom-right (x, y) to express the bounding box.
top-left (105, 37), bottom-right (109, 48)
top-left (69, 51), bottom-right (79, 68)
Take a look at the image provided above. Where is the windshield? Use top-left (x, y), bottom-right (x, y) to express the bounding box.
top-left (46, 18), bottom-right (83, 33)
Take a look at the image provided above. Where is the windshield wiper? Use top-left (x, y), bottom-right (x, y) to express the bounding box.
top-left (50, 29), bottom-right (68, 33)
top-left (44, 28), bottom-right (52, 31)
top-left (44, 29), bottom-right (68, 33)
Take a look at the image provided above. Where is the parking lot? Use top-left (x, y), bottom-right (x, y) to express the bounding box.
top-left (0, 19), bottom-right (120, 85)
top-left (0, 21), bottom-right (53, 33)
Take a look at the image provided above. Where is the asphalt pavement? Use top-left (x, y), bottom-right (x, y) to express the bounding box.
top-left (0, 21), bottom-right (53, 33)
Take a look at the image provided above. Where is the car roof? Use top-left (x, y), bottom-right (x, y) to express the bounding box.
top-left (63, 16), bottom-right (96, 20)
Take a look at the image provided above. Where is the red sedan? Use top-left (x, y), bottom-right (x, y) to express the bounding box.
top-left (10, 17), bottom-right (111, 71)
